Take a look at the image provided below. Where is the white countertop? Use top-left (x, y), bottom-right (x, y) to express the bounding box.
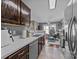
top-left (1, 34), bottom-right (44, 59)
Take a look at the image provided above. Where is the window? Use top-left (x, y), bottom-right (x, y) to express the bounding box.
top-left (44, 25), bottom-right (49, 34)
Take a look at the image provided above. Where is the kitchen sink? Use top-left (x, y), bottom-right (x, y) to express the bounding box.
top-left (32, 34), bottom-right (41, 37)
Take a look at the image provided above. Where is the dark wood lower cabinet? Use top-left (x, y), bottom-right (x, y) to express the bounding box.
top-left (5, 45), bottom-right (29, 59)
top-left (17, 51), bottom-right (28, 59)
top-left (38, 36), bottom-right (45, 56)
top-left (17, 46), bottom-right (29, 59)
top-left (38, 38), bottom-right (42, 55)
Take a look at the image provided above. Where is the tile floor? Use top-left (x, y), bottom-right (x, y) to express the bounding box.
top-left (38, 40), bottom-right (72, 59)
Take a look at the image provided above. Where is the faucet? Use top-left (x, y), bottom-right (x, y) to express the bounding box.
top-left (8, 29), bottom-right (14, 42)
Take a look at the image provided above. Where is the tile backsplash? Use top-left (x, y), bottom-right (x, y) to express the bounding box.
top-left (1, 25), bottom-right (27, 38)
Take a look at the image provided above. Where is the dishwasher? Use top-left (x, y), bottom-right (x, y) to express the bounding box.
top-left (29, 40), bottom-right (38, 59)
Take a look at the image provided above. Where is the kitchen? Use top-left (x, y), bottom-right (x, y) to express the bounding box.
top-left (1, 0), bottom-right (77, 59)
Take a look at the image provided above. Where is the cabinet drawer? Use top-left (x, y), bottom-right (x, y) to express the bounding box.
top-left (20, 0), bottom-right (31, 26)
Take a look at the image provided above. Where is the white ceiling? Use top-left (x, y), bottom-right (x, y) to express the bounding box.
top-left (23, 0), bottom-right (70, 23)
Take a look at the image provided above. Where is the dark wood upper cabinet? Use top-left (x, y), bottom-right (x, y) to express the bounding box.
top-left (1, 0), bottom-right (21, 25)
top-left (1, 0), bottom-right (31, 26)
top-left (20, 1), bottom-right (31, 26)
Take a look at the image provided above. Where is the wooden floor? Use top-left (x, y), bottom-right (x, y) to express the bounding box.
top-left (38, 40), bottom-right (72, 59)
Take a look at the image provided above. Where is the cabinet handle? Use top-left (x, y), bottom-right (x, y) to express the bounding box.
top-left (18, 51), bottom-right (25, 56)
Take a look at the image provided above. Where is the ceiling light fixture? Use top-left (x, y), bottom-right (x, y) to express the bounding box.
top-left (67, 0), bottom-right (76, 6)
top-left (49, 0), bottom-right (56, 9)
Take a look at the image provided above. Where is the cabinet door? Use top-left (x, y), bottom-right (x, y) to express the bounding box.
top-left (17, 50), bottom-right (27, 59)
top-left (41, 36), bottom-right (45, 47)
top-left (38, 37), bottom-right (43, 55)
top-left (1, 0), bottom-right (21, 24)
top-left (20, 1), bottom-right (31, 26)
top-left (17, 46), bottom-right (29, 59)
